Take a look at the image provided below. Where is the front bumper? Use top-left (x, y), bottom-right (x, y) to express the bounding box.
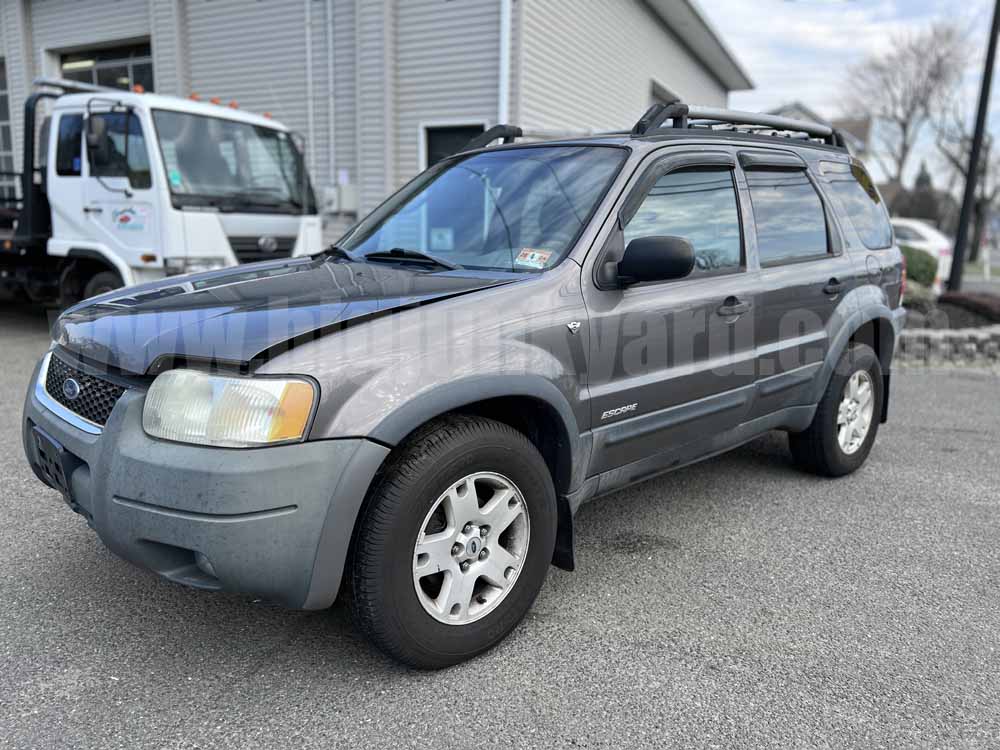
top-left (22, 357), bottom-right (389, 609)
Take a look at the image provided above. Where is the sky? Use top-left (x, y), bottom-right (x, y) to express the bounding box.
top-left (697, 0), bottom-right (998, 186)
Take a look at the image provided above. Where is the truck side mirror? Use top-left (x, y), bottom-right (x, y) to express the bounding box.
top-left (617, 235), bottom-right (695, 286)
top-left (85, 116), bottom-right (110, 167)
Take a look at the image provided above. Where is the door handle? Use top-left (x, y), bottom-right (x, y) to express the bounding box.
top-left (717, 297), bottom-right (751, 317)
top-left (823, 278), bottom-right (844, 295)
top-left (83, 205), bottom-right (103, 214)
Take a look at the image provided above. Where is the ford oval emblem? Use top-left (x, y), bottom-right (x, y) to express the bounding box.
top-left (62, 378), bottom-right (81, 401)
top-left (257, 235), bottom-right (279, 253)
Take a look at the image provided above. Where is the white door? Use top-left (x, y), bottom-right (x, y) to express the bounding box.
top-left (46, 112), bottom-right (92, 247)
top-left (83, 110), bottom-right (159, 271)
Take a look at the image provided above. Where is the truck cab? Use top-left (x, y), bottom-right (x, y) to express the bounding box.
top-left (2, 78), bottom-right (321, 305)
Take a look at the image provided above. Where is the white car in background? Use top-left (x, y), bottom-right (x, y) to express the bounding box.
top-left (891, 217), bottom-right (953, 295)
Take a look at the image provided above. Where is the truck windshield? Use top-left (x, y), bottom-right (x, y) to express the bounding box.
top-left (151, 109), bottom-right (316, 214)
top-left (339, 145), bottom-right (627, 272)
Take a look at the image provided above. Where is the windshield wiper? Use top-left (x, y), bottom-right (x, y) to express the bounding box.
top-left (363, 247), bottom-right (461, 270)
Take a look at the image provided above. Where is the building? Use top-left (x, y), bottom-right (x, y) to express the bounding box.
top-left (768, 102), bottom-right (871, 158)
top-left (0, 0), bottom-right (751, 236)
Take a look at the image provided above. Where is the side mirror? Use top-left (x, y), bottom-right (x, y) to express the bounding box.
top-left (85, 116), bottom-right (111, 168)
top-left (617, 235), bottom-right (695, 286)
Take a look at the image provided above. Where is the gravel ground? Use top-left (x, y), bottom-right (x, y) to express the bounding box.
top-left (1, 305), bottom-right (999, 749)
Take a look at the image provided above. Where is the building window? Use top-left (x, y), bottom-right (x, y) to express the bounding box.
top-left (0, 59), bottom-right (15, 204)
top-left (61, 42), bottom-right (154, 92)
top-left (424, 125), bottom-right (485, 168)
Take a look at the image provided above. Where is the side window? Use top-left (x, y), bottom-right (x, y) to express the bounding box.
top-left (89, 112), bottom-right (152, 189)
top-left (822, 161), bottom-right (892, 249)
top-left (892, 224), bottom-right (919, 242)
top-left (56, 114), bottom-right (84, 176)
top-left (624, 167), bottom-right (742, 275)
top-left (746, 169), bottom-right (828, 265)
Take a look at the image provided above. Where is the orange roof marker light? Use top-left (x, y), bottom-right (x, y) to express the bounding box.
top-left (131, 84), bottom-right (145, 94)
top-left (189, 93), bottom-right (201, 101)
top-left (210, 97), bottom-right (222, 105)
top-left (263, 112), bottom-right (272, 119)
top-left (228, 101), bottom-right (238, 109)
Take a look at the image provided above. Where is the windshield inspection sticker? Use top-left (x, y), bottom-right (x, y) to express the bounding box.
top-left (430, 227), bottom-right (454, 252)
top-left (168, 169), bottom-right (183, 188)
top-left (514, 248), bottom-right (552, 269)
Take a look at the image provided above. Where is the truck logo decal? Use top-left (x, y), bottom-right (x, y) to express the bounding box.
top-left (601, 403), bottom-right (637, 420)
top-left (111, 207), bottom-right (148, 232)
top-left (257, 235), bottom-right (279, 253)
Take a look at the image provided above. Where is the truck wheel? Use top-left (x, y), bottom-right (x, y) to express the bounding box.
top-left (789, 343), bottom-right (883, 477)
top-left (83, 271), bottom-right (123, 300)
top-left (349, 414), bottom-right (557, 669)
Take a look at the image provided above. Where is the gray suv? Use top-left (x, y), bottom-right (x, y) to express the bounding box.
top-left (22, 103), bottom-right (904, 668)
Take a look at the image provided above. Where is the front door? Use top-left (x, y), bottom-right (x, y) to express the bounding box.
top-left (584, 150), bottom-right (758, 475)
top-left (83, 110), bottom-right (158, 272)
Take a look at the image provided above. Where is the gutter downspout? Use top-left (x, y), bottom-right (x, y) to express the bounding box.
top-left (326, 0), bottom-right (337, 191)
top-left (498, 0), bottom-right (512, 124)
top-left (304, 0), bottom-right (316, 178)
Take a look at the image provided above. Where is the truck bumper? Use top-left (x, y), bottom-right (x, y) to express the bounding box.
top-left (22, 357), bottom-right (389, 610)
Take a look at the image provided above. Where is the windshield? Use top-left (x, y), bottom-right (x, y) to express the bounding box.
top-left (151, 109), bottom-right (316, 214)
top-left (339, 145), bottom-right (627, 272)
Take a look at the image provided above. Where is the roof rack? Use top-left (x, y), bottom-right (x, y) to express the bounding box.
top-left (462, 125), bottom-right (523, 151)
top-left (631, 101), bottom-right (846, 149)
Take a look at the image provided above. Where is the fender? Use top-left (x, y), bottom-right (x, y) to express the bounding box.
top-left (65, 246), bottom-right (134, 286)
top-left (809, 299), bottom-right (899, 407)
top-left (368, 373), bottom-right (586, 492)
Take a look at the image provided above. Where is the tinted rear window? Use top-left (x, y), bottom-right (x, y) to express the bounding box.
top-left (822, 161), bottom-right (892, 249)
top-left (746, 169), bottom-right (829, 265)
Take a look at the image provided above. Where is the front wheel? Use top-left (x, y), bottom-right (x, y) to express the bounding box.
top-left (349, 415), bottom-right (557, 669)
top-left (82, 270), bottom-right (123, 300)
top-left (789, 343), bottom-right (883, 477)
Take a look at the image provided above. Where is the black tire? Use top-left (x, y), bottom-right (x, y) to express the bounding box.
top-left (789, 343), bottom-right (883, 477)
top-left (349, 414), bottom-right (557, 669)
top-left (82, 271), bottom-right (123, 300)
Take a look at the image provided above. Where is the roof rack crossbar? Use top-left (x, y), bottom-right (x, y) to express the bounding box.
top-left (632, 101), bottom-right (844, 148)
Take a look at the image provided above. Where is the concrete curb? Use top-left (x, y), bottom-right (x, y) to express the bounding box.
top-left (897, 324), bottom-right (1000, 366)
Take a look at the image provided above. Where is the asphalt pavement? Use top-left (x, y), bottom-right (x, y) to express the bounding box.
top-left (1, 304), bottom-right (999, 749)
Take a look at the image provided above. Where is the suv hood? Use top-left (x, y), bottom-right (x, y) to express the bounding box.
top-left (54, 257), bottom-right (519, 375)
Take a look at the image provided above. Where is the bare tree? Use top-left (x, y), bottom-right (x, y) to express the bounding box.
top-left (845, 23), bottom-right (967, 190)
top-left (937, 107), bottom-right (1000, 262)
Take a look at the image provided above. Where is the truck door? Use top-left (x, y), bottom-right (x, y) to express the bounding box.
top-left (47, 112), bottom-right (91, 248)
top-left (83, 110), bottom-right (158, 273)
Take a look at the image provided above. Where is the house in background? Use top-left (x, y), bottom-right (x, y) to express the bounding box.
top-left (0, 0), bottom-right (751, 238)
top-left (768, 101), bottom-right (871, 158)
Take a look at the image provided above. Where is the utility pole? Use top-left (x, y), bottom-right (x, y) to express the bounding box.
top-left (949, 0), bottom-right (1000, 291)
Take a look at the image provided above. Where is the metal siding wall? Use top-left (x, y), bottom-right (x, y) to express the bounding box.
top-left (3, 0), bottom-right (32, 172)
top-left (355, 0), bottom-right (390, 213)
top-left (149, 0), bottom-right (186, 95)
top-left (519, 0), bottom-right (728, 133)
top-left (393, 0), bottom-right (499, 185)
top-left (30, 0), bottom-right (150, 53)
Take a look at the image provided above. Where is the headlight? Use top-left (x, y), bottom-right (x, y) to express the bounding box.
top-left (142, 370), bottom-right (317, 447)
top-left (164, 258), bottom-right (229, 276)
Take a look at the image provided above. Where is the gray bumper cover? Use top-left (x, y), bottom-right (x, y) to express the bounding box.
top-left (22, 359), bottom-right (389, 609)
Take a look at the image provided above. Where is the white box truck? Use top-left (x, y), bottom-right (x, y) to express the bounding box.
top-left (1, 78), bottom-right (322, 305)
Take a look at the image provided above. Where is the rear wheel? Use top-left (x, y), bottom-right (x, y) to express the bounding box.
top-left (82, 270), bottom-right (123, 300)
top-left (349, 415), bottom-right (557, 669)
top-left (789, 343), bottom-right (883, 477)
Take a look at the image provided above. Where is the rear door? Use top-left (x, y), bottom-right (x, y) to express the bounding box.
top-left (584, 148), bottom-right (758, 474)
top-left (738, 150), bottom-right (855, 417)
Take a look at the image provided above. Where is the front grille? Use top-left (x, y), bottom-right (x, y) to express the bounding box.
top-left (45, 354), bottom-right (126, 427)
top-left (228, 235), bottom-right (296, 264)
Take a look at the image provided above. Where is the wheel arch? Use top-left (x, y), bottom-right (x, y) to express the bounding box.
top-left (364, 377), bottom-right (584, 572)
top-left (60, 248), bottom-right (128, 305)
